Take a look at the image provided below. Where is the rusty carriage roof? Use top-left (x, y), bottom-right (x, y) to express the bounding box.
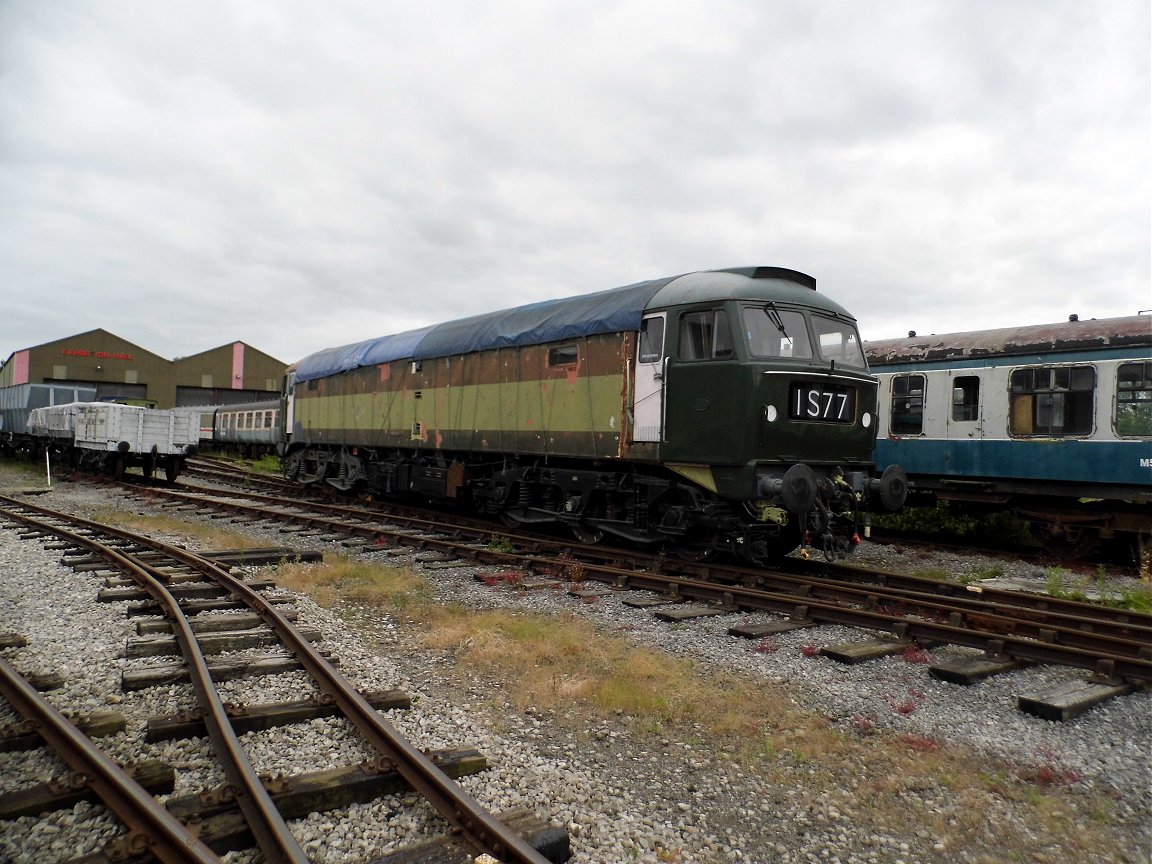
top-left (865, 315), bottom-right (1152, 366)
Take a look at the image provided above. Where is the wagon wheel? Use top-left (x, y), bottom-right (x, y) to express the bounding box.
top-left (165, 459), bottom-right (181, 483)
top-left (141, 454), bottom-right (156, 480)
top-left (104, 453), bottom-right (126, 480)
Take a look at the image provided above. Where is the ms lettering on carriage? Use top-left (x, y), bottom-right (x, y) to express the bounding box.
top-left (789, 382), bottom-right (856, 422)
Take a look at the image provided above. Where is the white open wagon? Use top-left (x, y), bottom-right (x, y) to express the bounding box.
top-left (28, 402), bottom-right (199, 481)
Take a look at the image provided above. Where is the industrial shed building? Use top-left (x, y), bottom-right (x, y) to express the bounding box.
top-left (0, 329), bottom-right (286, 408)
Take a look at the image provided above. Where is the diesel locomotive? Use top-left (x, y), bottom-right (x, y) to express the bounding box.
top-left (283, 267), bottom-right (908, 563)
top-left (866, 315), bottom-right (1152, 556)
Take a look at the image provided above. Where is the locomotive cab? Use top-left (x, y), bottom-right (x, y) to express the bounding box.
top-left (628, 268), bottom-right (907, 560)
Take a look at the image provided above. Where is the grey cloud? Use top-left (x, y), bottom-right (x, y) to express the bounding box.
top-left (0, 0), bottom-right (1146, 366)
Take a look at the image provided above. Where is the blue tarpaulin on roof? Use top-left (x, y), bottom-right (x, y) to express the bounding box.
top-left (411, 279), bottom-right (670, 359)
top-left (294, 278), bottom-right (673, 382)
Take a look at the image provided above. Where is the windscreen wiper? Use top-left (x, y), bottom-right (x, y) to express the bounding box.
top-left (765, 302), bottom-right (788, 338)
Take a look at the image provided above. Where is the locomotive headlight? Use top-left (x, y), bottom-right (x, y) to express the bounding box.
top-left (861, 412), bottom-right (872, 428)
top-left (763, 404), bottom-right (778, 422)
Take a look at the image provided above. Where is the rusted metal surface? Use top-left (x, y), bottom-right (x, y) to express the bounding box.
top-left (865, 315), bottom-right (1152, 364)
top-left (297, 332), bottom-right (631, 460)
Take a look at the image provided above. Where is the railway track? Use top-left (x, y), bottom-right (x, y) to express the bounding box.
top-left (0, 495), bottom-right (568, 863)
top-left (5, 463), bottom-right (1152, 862)
top-left (111, 477), bottom-right (1152, 719)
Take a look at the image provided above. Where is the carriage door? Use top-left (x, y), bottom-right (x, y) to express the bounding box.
top-left (282, 371), bottom-right (296, 448)
top-left (945, 371), bottom-right (983, 475)
top-left (632, 313), bottom-right (666, 442)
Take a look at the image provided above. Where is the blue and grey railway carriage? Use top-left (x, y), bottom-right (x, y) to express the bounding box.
top-left (191, 399), bottom-right (281, 457)
top-left (866, 315), bottom-right (1152, 553)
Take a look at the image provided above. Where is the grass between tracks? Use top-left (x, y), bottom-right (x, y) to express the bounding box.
top-left (273, 555), bottom-right (1135, 864)
top-left (84, 508), bottom-right (269, 551)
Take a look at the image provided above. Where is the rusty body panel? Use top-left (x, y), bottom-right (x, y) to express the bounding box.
top-left (294, 332), bottom-right (634, 461)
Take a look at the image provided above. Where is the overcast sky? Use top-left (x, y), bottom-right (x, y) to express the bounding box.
top-left (1, 1), bottom-right (1148, 367)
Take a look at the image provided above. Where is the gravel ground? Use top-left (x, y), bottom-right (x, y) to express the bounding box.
top-left (0, 466), bottom-right (1149, 864)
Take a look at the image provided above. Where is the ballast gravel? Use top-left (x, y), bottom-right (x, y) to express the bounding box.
top-left (0, 473), bottom-right (1149, 864)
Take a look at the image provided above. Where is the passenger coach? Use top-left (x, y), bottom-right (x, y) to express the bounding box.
top-left (867, 315), bottom-right (1151, 552)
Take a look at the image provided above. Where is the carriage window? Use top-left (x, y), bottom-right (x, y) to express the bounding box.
top-left (743, 306), bottom-right (812, 359)
top-left (638, 316), bottom-right (665, 363)
top-left (548, 346), bottom-right (578, 367)
top-left (951, 375), bottom-right (980, 422)
top-left (890, 374), bottom-right (925, 435)
top-left (811, 315), bottom-right (867, 369)
top-left (1116, 361), bottom-right (1152, 437)
top-left (1009, 365), bottom-right (1095, 436)
top-left (679, 310), bottom-right (733, 360)
top-left (264, 411), bottom-right (274, 429)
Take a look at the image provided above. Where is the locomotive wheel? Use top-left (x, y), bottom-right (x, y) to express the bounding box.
top-left (760, 521), bottom-right (804, 559)
top-left (282, 451), bottom-right (302, 481)
top-left (674, 534), bottom-right (715, 562)
top-left (570, 522), bottom-right (604, 545)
